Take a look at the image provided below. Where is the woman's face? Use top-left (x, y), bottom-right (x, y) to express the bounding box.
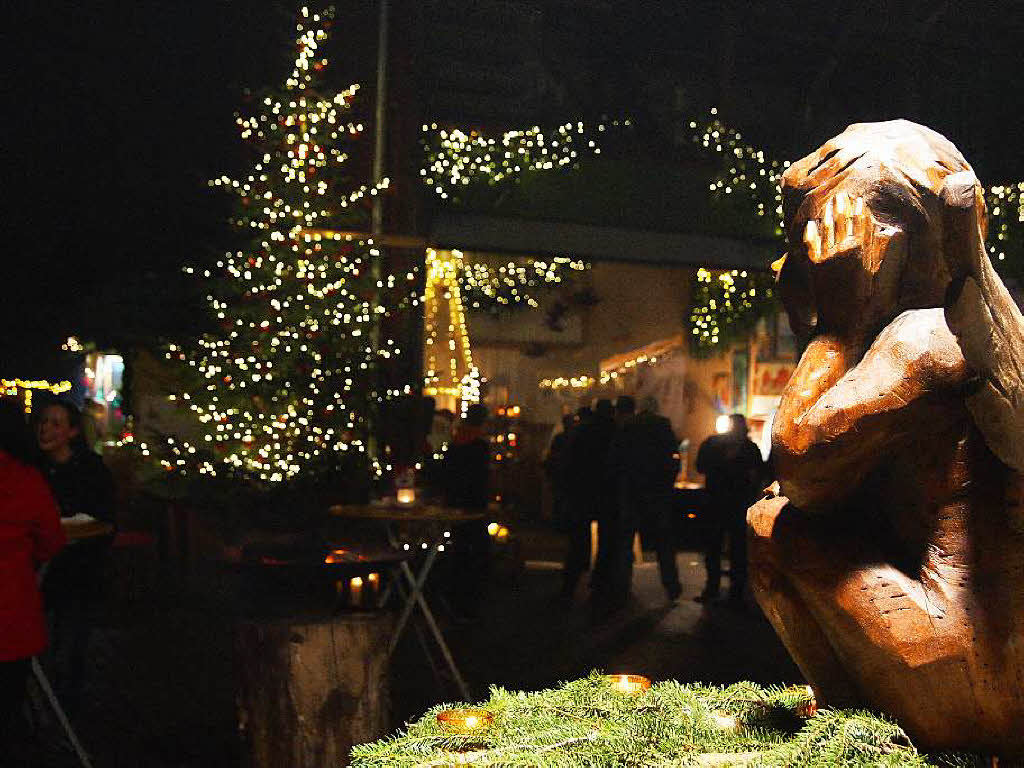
top-left (37, 406), bottom-right (77, 455)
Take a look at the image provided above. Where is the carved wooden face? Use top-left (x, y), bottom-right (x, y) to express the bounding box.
top-left (777, 120), bottom-right (981, 347)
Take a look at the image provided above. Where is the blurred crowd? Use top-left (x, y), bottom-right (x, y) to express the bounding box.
top-left (545, 397), bottom-right (767, 615)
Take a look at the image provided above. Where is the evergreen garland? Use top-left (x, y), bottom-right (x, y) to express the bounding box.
top-left (351, 673), bottom-right (981, 767)
top-left (688, 268), bottom-right (777, 358)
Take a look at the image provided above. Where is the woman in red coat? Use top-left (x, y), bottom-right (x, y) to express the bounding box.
top-left (0, 398), bottom-right (65, 747)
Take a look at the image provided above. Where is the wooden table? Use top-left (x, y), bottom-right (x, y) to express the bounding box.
top-left (329, 503), bottom-right (485, 700)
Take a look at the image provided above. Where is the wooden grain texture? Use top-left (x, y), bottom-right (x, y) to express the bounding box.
top-left (236, 612), bottom-right (392, 767)
top-left (749, 120), bottom-right (1024, 755)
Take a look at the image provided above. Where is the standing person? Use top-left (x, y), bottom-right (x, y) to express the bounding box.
top-left (0, 398), bottom-right (65, 750)
top-left (608, 396), bottom-right (683, 606)
top-left (35, 399), bottom-right (115, 715)
top-left (563, 400), bottom-right (617, 600)
top-left (441, 403), bottom-right (491, 619)
top-left (543, 413), bottom-right (575, 533)
top-left (695, 414), bottom-right (764, 606)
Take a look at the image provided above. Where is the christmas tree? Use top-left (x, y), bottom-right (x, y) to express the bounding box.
top-left (159, 5), bottom-right (404, 485)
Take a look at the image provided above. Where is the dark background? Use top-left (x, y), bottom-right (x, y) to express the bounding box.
top-left (4, 0), bottom-right (1023, 371)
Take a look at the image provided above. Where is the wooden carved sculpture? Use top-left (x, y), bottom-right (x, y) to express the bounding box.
top-left (748, 120), bottom-right (1024, 754)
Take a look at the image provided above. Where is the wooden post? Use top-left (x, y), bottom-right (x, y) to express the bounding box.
top-left (236, 612), bottom-right (393, 768)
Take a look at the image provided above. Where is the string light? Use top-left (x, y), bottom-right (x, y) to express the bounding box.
top-left (986, 182), bottom-right (1024, 264)
top-left (688, 107), bottom-right (789, 237)
top-left (688, 268), bottom-right (775, 355)
top-left (460, 255), bottom-right (589, 313)
top-left (420, 119), bottom-right (630, 202)
top-left (2, 379), bottom-right (74, 414)
top-left (537, 349), bottom-right (676, 392)
top-left (685, 108), bottom-right (1024, 354)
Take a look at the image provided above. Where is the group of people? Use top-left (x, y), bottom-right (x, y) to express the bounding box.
top-left (0, 397), bottom-right (115, 750)
top-left (546, 398), bottom-right (767, 612)
top-left (546, 395), bottom-right (682, 611)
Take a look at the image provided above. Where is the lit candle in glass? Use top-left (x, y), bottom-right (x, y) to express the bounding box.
top-left (367, 572), bottom-right (379, 604)
top-left (397, 487), bottom-right (416, 505)
top-left (436, 708), bottom-right (494, 733)
top-left (785, 684), bottom-right (817, 717)
top-left (350, 576), bottom-right (363, 606)
top-left (607, 674), bottom-right (651, 695)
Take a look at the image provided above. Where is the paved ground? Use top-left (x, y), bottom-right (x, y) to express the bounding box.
top-left (15, 524), bottom-right (800, 766)
top-left (392, 527), bottom-right (801, 725)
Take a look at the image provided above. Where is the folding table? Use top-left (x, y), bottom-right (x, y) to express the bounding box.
top-left (328, 503), bottom-right (485, 701)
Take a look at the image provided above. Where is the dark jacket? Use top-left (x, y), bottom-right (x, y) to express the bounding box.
top-left (41, 448), bottom-right (116, 522)
top-left (566, 416), bottom-right (617, 504)
top-left (443, 424), bottom-right (490, 510)
top-left (609, 412), bottom-right (679, 493)
top-left (696, 433), bottom-right (764, 508)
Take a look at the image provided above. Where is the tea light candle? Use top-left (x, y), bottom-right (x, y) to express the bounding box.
top-left (785, 684), bottom-right (817, 717)
top-left (397, 487), bottom-right (416, 505)
top-left (711, 712), bottom-right (738, 730)
top-left (436, 708), bottom-right (494, 733)
top-left (607, 674), bottom-right (651, 695)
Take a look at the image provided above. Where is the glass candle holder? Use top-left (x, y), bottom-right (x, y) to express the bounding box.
top-left (436, 708), bottom-right (494, 733)
top-left (784, 684), bottom-right (817, 717)
top-left (606, 674), bottom-right (651, 695)
top-left (397, 487), bottom-right (416, 505)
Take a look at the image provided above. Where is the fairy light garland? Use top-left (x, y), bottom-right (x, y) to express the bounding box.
top-left (537, 350), bottom-right (676, 392)
top-left (460, 255), bottom-right (589, 314)
top-left (688, 107), bottom-right (790, 238)
top-left (155, 6), bottom-right (414, 483)
top-left (684, 109), bottom-right (1024, 353)
top-left (2, 378), bottom-right (74, 414)
top-left (688, 268), bottom-right (775, 355)
top-left (986, 182), bottom-right (1024, 266)
top-left (423, 248), bottom-right (481, 414)
top-left (420, 119), bottom-right (630, 202)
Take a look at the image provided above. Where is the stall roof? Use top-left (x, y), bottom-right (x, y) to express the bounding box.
top-left (600, 334), bottom-right (684, 375)
top-left (429, 213), bottom-right (779, 270)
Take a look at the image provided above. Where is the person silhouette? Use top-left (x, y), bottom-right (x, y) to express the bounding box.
top-left (696, 414), bottom-right (764, 605)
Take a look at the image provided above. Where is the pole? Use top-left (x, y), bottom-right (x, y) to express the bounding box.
top-left (369, 0), bottom-right (389, 461)
top-left (372, 0), bottom-right (389, 236)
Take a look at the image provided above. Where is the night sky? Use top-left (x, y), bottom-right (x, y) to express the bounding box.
top-left (5, 0), bottom-right (1023, 373)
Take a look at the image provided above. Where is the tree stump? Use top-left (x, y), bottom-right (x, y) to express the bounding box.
top-left (236, 611), bottom-right (392, 768)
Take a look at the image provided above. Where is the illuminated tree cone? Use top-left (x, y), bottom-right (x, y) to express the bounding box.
top-left (161, 5), bottom-right (401, 484)
top-left (422, 248), bottom-right (480, 414)
top-left (236, 612), bottom-right (392, 768)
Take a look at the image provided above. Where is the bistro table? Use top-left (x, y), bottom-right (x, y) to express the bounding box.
top-left (32, 515), bottom-right (115, 768)
top-left (328, 501), bottom-right (485, 701)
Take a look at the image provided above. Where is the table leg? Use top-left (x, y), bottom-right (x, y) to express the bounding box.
top-left (399, 560), bottom-right (472, 701)
top-left (30, 658), bottom-right (93, 768)
top-left (394, 578), bottom-right (445, 688)
top-left (386, 547), bottom-right (438, 658)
